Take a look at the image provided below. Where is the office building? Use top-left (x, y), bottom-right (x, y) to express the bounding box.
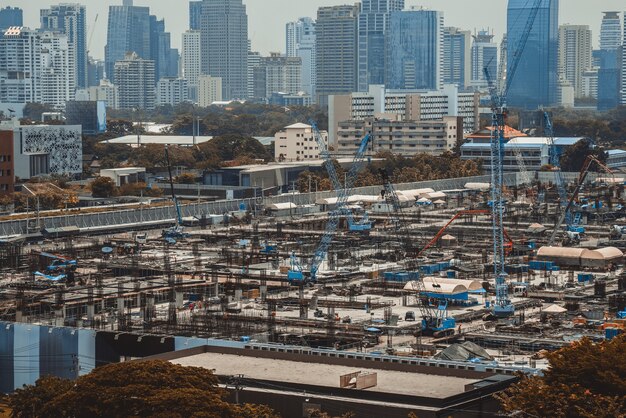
top-left (114, 52), bottom-right (156, 110)
top-left (316, 5), bottom-right (360, 106)
top-left (0, 6), bottom-right (23, 32)
top-left (286, 17), bottom-right (317, 96)
top-left (65, 101), bottom-right (107, 135)
top-left (75, 79), bottom-right (119, 109)
top-left (337, 116), bottom-right (462, 157)
top-left (357, 0), bottom-right (404, 92)
top-left (443, 27), bottom-right (471, 89)
top-left (386, 9), bottom-right (444, 91)
top-left (157, 77), bottom-right (189, 106)
top-left (40, 4), bottom-right (87, 89)
top-left (558, 25), bottom-right (592, 98)
top-left (105, 1), bottom-right (150, 82)
top-left (198, 75), bottom-right (223, 107)
top-left (149, 16), bottom-right (179, 81)
top-left (581, 68), bottom-right (598, 99)
top-left (274, 123), bottom-right (327, 162)
top-left (39, 31), bottom-right (75, 108)
top-left (600, 11), bottom-right (622, 49)
top-left (471, 30), bottom-right (498, 88)
top-left (189, 1), bottom-right (202, 30)
top-left (598, 12), bottom-right (622, 110)
top-left (247, 50), bottom-right (262, 100)
top-left (328, 84), bottom-right (479, 147)
top-left (200, 0), bottom-right (248, 100)
top-left (87, 58), bottom-right (105, 87)
top-left (181, 30), bottom-right (201, 101)
top-left (506, 0), bottom-right (559, 109)
top-left (0, 27), bottom-right (41, 104)
top-left (252, 53), bottom-right (302, 100)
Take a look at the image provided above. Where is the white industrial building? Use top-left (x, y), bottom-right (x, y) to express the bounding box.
top-left (328, 84), bottom-right (480, 147)
top-left (274, 123), bottom-right (327, 162)
top-left (100, 167), bottom-right (146, 187)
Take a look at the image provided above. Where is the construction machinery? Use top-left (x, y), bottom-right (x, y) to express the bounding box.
top-left (379, 170), bottom-right (455, 336)
top-left (310, 121), bottom-right (372, 232)
top-left (548, 155), bottom-right (615, 246)
top-left (483, 0), bottom-right (542, 318)
top-left (162, 145), bottom-right (188, 242)
top-left (288, 126), bottom-right (371, 283)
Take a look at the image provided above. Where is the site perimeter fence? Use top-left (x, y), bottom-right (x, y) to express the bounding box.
top-left (0, 174), bottom-right (521, 237)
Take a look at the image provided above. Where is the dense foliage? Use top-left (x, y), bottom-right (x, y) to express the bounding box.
top-left (9, 360), bottom-right (279, 418)
top-left (496, 335), bottom-right (626, 418)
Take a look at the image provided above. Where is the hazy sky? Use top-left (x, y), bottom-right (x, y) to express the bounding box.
top-left (15, 0), bottom-right (626, 59)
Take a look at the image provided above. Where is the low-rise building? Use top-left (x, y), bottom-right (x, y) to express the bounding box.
top-left (274, 123), bottom-right (327, 162)
top-left (64, 101), bottom-right (106, 135)
top-left (100, 167), bottom-right (146, 187)
top-left (336, 116), bottom-right (462, 157)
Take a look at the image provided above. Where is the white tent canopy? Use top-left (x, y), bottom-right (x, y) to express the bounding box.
top-left (465, 182), bottom-right (490, 191)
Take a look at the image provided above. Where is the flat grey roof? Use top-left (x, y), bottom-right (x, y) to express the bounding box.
top-left (171, 352), bottom-right (479, 398)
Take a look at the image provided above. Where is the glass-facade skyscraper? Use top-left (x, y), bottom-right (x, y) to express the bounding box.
top-left (386, 10), bottom-right (443, 91)
top-left (506, 0), bottom-right (558, 109)
top-left (105, 2), bottom-right (150, 82)
top-left (0, 6), bottom-right (23, 32)
top-left (357, 0), bottom-right (404, 92)
top-left (443, 27), bottom-right (471, 89)
top-left (41, 4), bottom-right (88, 89)
top-left (471, 30), bottom-right (498, 88)
top-left (286, 17), bottom-right (317, 97)
top-left (189, 1), bottom-right (202, 31)
top-left (597, 12), bottom-right (622, 110)
top-left (200, 0), bottom-right (249, 100)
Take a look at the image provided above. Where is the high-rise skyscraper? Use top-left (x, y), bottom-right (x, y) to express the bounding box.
top-left (600, 11), bottom-right (622, 49)
top-left (558, 25), bottom-right (592, 99)
top-left (200, 0), bottom-right (248, 99)
top-left (471, 30), bottom-right (498, 88)
top-left (598, 11), bottom-right (622, 110)
top-left (252, 53), bottom-right (302, 100)
top-left (149, 16), bottom-right (178, 81)
top-left (386, 9), bottom-right (443, 91)
top-left (506, 0), bottom-right (559, 109)
top-left (0, 6), bottom-right (23, 32)
top-left (0, 27), bottom-right (41, 104)
top-left (286, 17), bottom-right (316, 96)
top-left (443, 27), bottom-right (471, 89)
top-left (181, 30), bottom-right (201, 101)
top-left (357, 0), bottom-right (404, 91)
top-left (39, 31), bottom-right (75, 108)
top-left (105, 2), bottom-right (150, 82)
top-left (316, 5), bottom-right (360, 106)
top-left (40, 4), bottom-right (87, 89)
top-left (114, 52), bottom-right (156, 110)
top-left (621, 12), bottom-right (626, 106)
top-left (189, 1), bottom-right (202, 30)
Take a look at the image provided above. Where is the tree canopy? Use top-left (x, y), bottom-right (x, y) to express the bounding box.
top-left (9, 360), bottom-right (279, 418)
top-left (496, 335), bottom-right (626, 418)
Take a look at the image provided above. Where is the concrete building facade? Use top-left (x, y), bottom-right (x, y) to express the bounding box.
top-left (40, 3), bottom-right (87, 89)
top-left (114, 52), bottom-right (156, 110)
top-left (337, 116), bottom-right (462, 157)
top-left (198, 75), bottom-right (223, 107)
top-left (39, 31), bottom-right (75, 108)
top-left (156, 77), bottom-right (189, 106)
top-left (316, 5), bottom-right (360, 106)
top-left (328, 84), bottom-right (479, 147)
top-left (274, 123), bottom-right (327, 162)
top-left (0, 27), bottom-right (41, 104)
top-left (471, 30), bottom-right (498, 89)
top-left (558, 24), bottom-right (592, 98)
top-left (75, 79), bottom-right (119, 109)
top-left (286, 17), bottom-right (316, 97)
top-left (181, 30), bottom-right (201, 101)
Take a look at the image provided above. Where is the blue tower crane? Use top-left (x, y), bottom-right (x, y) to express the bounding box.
top-left (309, 121), bottom-right (372, 232)
top-left (484, 0), bottom-right (542, 318)
top-left (288, 124), bottom-right (371, 283)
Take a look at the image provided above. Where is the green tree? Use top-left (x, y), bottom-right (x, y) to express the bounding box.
top-left (559, 140), bottom-right (607, 172)
top-left (496, 335), bottom-right (626, 418)
top-left (90, 177), bottom-right (116, 198)
top-left (10, 360), bottom-right (280, 418)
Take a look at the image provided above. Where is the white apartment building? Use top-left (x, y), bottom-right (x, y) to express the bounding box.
top-left (336, 116), bottom-right (462, 157)
top-left (39, 31), bottom-right (75, 108)
top-left (558, 24), bottom-right (592, 98)
top-left (181, 30), bottom-right (201, 101)
top-left (581, 68), bottom-right (598, 99)
top-left (75, 79), bottom-right (119, 109)
top-left (328, 84), bottom-right (480, 147)
top-left (0, 27), bottom-right (41, 104)
top-left (198, 75), bottom-right (222, 107)
top-left (274, 123), bottom-right (328, 162)
top-left (114, 52), bottom-right (156, 111)
top-left (157, 77), bottom-right (188, 106)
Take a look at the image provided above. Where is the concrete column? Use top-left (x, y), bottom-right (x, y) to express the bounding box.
top-left (55, 308), bottom-right (65, 327)
top-left (117, 297), bottom-right (125, 316)
top-left (234, 289), bottom-right (243, 301)
top-left (176, 290), bottom-right (184, 308)
top-left (260, 285), bottom-right (267, 301)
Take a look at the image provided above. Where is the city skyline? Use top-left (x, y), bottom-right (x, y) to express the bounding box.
top-left (15, 0), bottom-right (626, 59)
